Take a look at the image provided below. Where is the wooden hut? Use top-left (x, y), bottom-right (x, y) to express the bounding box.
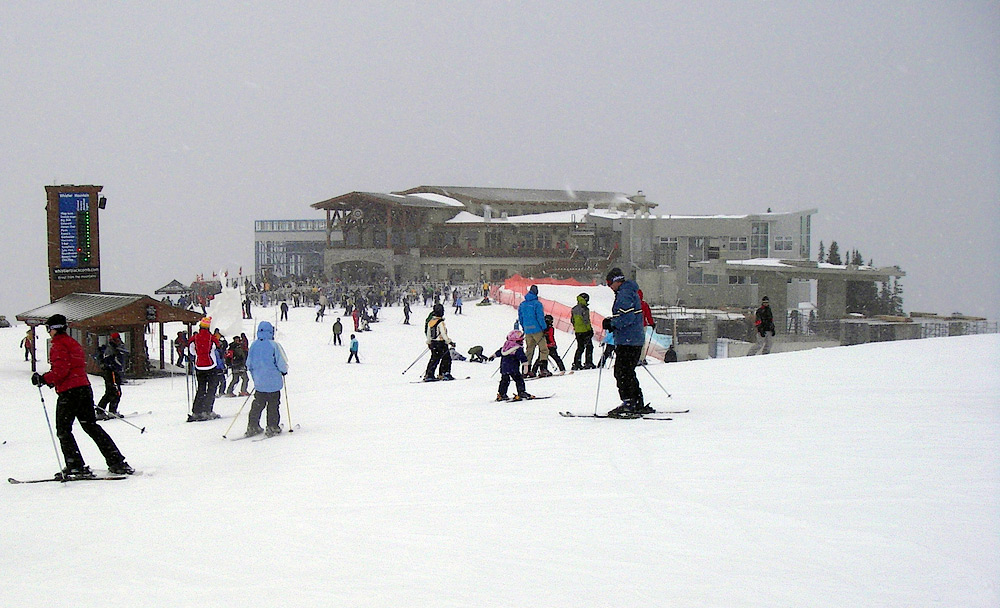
top-left (16, 292), bottom-right (203, 377)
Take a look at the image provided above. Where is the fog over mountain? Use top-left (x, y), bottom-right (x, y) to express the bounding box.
top-left (2, 2), bottom-right (997, 319)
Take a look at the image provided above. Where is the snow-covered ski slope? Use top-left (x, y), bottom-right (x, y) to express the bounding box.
top-left (1, 298), bottom-right (997, 607)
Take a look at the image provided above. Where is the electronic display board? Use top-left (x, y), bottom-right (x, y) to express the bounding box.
top-left (58, 192), bottom-right (90, 268)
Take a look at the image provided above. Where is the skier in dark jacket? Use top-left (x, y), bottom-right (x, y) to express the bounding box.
top-left (493, 330), bottom-right (533, 401)
top-left (746, 296), bottom-right (776, 356)
top-left (95, 332), bottom-right (128, 419)
top-left (31, 314), bottom-right (134, 478)
top-left (225, 336), bottom-right (250, 396)
top-left (531, 315), bottom-right (566, 375)
top-left (602, 268), bottom-right (649, 417)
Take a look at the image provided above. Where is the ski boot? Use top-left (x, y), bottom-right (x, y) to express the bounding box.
top-left (496, 393), bottom-right (509, 401)
top-left (441, 373), bottom-right (455, 381)
top-left (512, 393), bottom-right (535, 401)
top-left (109, 462), bottom-right (135, 475)
top-left (607, 400), bottom-right (642, 419)
top-left (245, 426), bottom-right (264, 438)
top-left (56, 465), bottom-right (94, 481)
top-left (265, 426), bottom-right (283, 437)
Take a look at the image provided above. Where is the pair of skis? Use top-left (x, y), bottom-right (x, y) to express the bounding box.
top-left (9, 470), bottom-right (140, 484)
top-left (559, 408), bottom-right (689, 420)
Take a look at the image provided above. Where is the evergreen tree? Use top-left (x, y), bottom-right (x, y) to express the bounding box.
top-left (826, 241), bottom-right (842, 265)
top-left (817, 241), bottom-right (825, 263)
top-left (890, 278), bottom-right (905, 315)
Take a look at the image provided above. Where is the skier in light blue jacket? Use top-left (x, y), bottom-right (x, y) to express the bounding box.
top-left (245, 321), bottom-right (288, 437)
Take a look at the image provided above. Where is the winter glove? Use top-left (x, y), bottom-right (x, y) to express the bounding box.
top-left (30, 372), bottom-right (44, 386)
top-left (602, 318), bottom-right (613, 331)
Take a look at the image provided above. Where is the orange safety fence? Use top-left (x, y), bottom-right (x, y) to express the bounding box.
top-left (490, 274), bottom-right (665, 362)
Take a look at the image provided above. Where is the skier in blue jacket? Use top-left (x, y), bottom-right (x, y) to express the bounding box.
top-left (245, 321), bottom-right (289, 437)
top-left (602, 268), bottom-right (650, 417)
top-left (517, 285), bottom-right (550, 377)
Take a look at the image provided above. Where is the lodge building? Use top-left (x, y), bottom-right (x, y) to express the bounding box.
top-left (254, 185), bottom-right (904, 320)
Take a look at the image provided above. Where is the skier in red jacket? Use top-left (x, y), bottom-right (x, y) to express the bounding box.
top-left (31, 314), bottom-right (134, 479)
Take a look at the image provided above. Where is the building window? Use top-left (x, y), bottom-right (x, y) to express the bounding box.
top-left (656, 237), bottom-right (677, 267)
top-left (485, 231), bottom-right (502, 249)
top-left (688, 237), bottom-right (708, 262)
top-left (799, 215), bottom-right (811, 259)
top-left (536, 232), bottom-right (552, 249)
top-left (687, 265), bottom-right (720, 285)
top-left (729, 275), bottom-right (748, 285)
top-left (751, 222), bottom-right (769, 257)
top-left (774, 236), bottom-right (794, 252)
top-left (728, 236), bottom-right (748, 252)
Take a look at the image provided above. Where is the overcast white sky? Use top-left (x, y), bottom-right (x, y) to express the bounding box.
top-left (2, 2), bottom-right (997, 319)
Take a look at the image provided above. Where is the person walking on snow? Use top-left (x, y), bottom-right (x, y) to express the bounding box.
top-left (245, 320), bottom-right (288, 437)
top-left (493, 330), bottom-right (534, 401)
top-left (746, 296), bottom-right (776, 356)
top-left (20, 329), bottom-right (34, 362)
top-left (332, 317), bottom-right (343, 346)
top-left (225, 335), bottom-right (251, 396)
top-left (517, 284), bottom-right (550, 377)
top-left (423, 303), bottom-right (455, 381)
top-left (30, 314), bottom-right (134, 478)
top-left (602, 268), bottom-right (650, 418)
top-left (348, 334), bottom-right (360, 363)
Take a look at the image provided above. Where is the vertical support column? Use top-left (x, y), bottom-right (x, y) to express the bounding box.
top-left (817, 278), bottom-right (847, 319)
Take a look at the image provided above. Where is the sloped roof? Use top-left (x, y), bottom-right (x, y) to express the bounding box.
top-left (18, 293), bottom-right (146, 324)
top-left (16, 292), bottom-right (202, 327)
top-left (311, 191), bottom-right (460, 210)
top-left (155, 279), bottom-right (190, 294)
top-left (397, 186), bottom-right (635, 205)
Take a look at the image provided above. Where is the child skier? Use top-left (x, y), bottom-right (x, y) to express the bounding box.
top-left (531, 314), bottom-right (566, 376)
top-left (348, 334), bottom-right (360, 363)
top-left (493, 330), bottom-right (534, 401)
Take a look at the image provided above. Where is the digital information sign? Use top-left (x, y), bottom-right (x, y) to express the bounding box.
top-left (58, 192), bottom-right (90, 268)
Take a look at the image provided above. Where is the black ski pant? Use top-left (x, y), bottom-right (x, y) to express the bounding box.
top-left (193, 369), bottom-right (222, 415)
top-left (613, 344), bottom-right (644, 405)
top-left (498, 372), bottom-right (527, 398)
top-left (573, 330), bottom-right (594, 368)
top-left (332, 332), bottom-right (342, 346)
top-left (56, 385), bottom-right (126, 471)
top-left (424, 341), bottom-right (452, 378)
top-left (97, 370), bottom-right (122, 414)
top-left (248, 390), bottom-right (281, 430)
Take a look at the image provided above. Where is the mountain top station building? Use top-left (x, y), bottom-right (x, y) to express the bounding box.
top-left (292, 185), bottom-right (905, 321)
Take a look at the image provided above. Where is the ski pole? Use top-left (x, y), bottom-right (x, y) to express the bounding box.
top-left (283, 379), bottom-right (293, 433)
top-left (638, 363), bottom-right (672, 399)
top-left (101, 410), bottom-right (147, 433)
top-left (222, 391), bottom-right (255, 439)
top-left (37, 385), bottom-right (65, 473)
top-left (593, 353), bottom-right (605, 416)
top-left (401, 347), bottom-right (429, 375)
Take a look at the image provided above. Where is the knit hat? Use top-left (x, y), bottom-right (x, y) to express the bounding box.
top-left (761, 296), bottom-right (770, 303)
top-left (605, 267), bottom-right (626, 285)
top-left (529, 285), bottom-right (539, 295)
top-left (45, 314), bottom-right (67, 330)
top-left (199, 316), bottom-right (212, 328)
top-left (110, 332), bottom-right (121, 341)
